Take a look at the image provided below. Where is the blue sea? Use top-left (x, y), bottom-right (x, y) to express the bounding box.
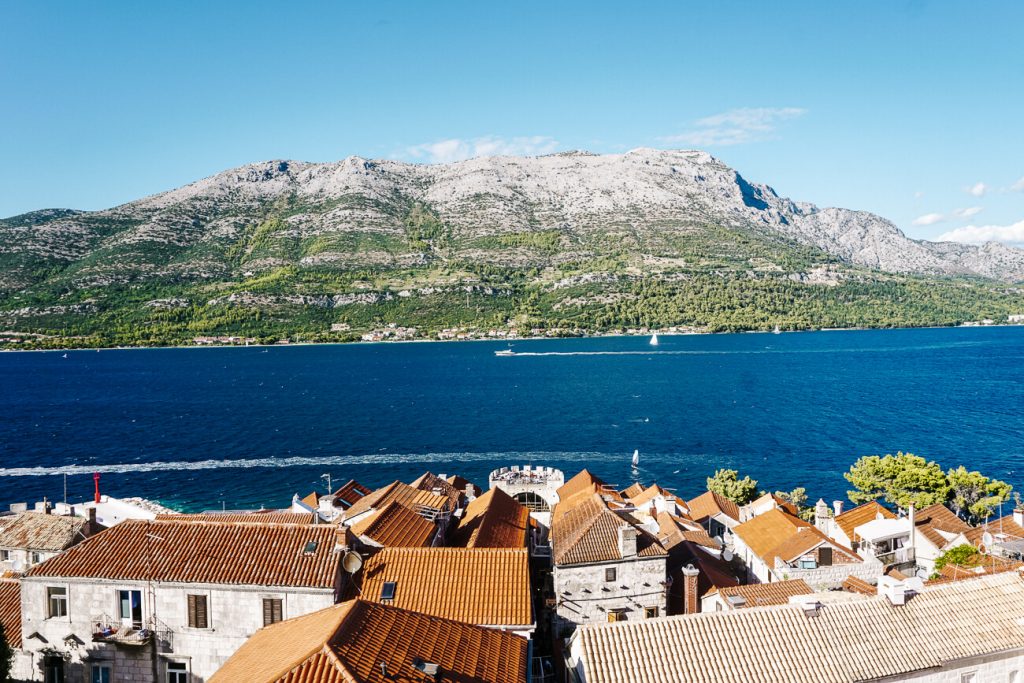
top-left (2, 327), bottom-right (1022, 511)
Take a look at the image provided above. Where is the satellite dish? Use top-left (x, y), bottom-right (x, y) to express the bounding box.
top-left (723, 549), bottom-right (734, 562)
top-left (342, 551), bottom-right (363, 574)
top-left (981, 532), bottom-right (994, 548)
top-left (713, 535), bottom-right (724, 546)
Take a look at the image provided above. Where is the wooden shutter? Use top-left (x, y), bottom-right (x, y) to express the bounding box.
top-left (263, 598), bottom-right (283, 626)
top-left (819, 547), bottom-right (833, 567)
top-left (188, 595), bottom-right (208, 629)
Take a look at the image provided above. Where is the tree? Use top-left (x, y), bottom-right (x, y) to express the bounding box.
top-left (946, 466), bottom-right (1013, 524)
top-left (774, 487), bottom-right (814, 521)
top-left (707, 469), bottom-right (759, 505)
top-left (932, 543), bottom-right (982, 575)
top-left (844, 452), bottom-right (950, 509)
top-left (0, 622), bottom-right (12, 683)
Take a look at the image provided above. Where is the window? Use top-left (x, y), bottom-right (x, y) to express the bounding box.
top-left (818, 547), bottom-right (833, 566)
top-left (799, 557), bottom-right (817, 569)
top-left (118, 589), bottom-right (143, 629)
top-left (167, 661), bottom-right (188, 683)
top-left (31, 551), bottom-right (43, 564)
top-left (380, 582), bottom-right (397, 601)
top-left (604, 567), bottom-right (617, 582)
top-left (47, 586), bottom-right (68, 618)
top-left (262, 598), bottom-right (283, 626)
top-left (644, 606), bottom-right (659, 619)
top-left (187, 594), bottom-right (208, 629)
top-left (960, 673), bottom-right (976, 683)
top-left (1010, 671), bottom-right (1020, 683)
top-left (91, 664), bottom-right (112, 683)
top-left (0, 549), bottom-right (10, 562)
top-left (43, 655), bottom-right (64, 683)
top-left (607, 610), bottom-right (626, 623)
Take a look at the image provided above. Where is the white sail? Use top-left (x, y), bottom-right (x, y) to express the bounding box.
top-left (631, 449), bottom-right (639, 467)
top-left (650, 333), bottom-right (659, 346)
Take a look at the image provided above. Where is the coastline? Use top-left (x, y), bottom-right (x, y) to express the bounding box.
top-left (3, 320), bottom-right (1023, 354)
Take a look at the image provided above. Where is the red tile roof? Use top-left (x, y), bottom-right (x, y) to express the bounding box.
top-left (410, 472), bottom-right (465, 509)
top-left (155, 512), bottom-right (319, 525)
top-left (210, 599), bottom-right (528, 683)
top-left (0, 511), bottom-right (88, 552)
top-left (452, 488), bottom-right (529, 548)
top-left (835, 501), bottom-right (895, 542)
top-left (734, 508), bottom-right (859, 567)
top-left (27, 519), bottom-right (340, 589)
top-left (349, 501), bottom-right (437, 548)
top-left (0, 579), bottom-right (21, 648)
top-left (332, 480), bottom-right (373, 509)
top-left (711, 578), bottom-right (814, 607)
top-left (345, 547), bottom-right (532, 627)
top-left (686, 491), bottom-right (740, 524)
top-left (552, 493), bottom-right (666, 566)
top-left (344, 481), bottom-right (452, 520)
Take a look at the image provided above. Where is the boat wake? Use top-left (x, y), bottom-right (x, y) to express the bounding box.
top-left (0, 451), bottom-right (618, 477)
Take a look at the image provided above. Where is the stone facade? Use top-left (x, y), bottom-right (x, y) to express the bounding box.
top-left (774, 557), bottom-right (885, 590)
top-left (553, 556), bottom-right (666, 636)
top-left (881, 650), bottom-right (1024, 682)
top-left (19, 576), bottom-right (335, 682)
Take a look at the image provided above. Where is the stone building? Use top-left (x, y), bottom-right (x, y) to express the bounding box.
top-left (20, 517), bottom-right (341, 682)
top-left (550, 488), bottom-right (668, 636)
top-left (0, 508), bottom-right (93, 574)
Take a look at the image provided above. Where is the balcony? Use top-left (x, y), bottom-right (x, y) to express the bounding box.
top-left (875, 546), bottom-right (915, 567)
top-left (92, 616), bottom-right (152, 647)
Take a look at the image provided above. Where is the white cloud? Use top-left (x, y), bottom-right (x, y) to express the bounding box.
top-left (966, 182), bottom-right (988, 197)
top-left (937, 219), bottom-right (1024, 246)
top-left (952, 206), bottom-right (982, 219)
top-left (403, 135), bottom-right (560, 163)
top-left (660, 107), bottom-right (806, 147)
top-left (1012, 177), bottom-right (1024, 192)
top-left (912, 213), bottom-right (945, 226)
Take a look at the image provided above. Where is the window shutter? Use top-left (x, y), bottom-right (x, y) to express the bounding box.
top-left (187, 595), bottom-right (196, 628)
top-left (263, 598), bottom-right (283, 626)
top-left (188, 595), bottom-right (208, 628)
top-left (819, 547), bottom-right (833, 567)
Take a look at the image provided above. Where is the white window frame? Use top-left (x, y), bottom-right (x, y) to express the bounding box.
top-left (46, 585), bottom-right (68, 619)
top-left (166, 660), bottom-right (189, 683)
top-left (0, 549), bottom-right (10, 562)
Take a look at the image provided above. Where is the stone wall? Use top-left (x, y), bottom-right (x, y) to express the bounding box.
top-left (775, 557), bottom-right (885, 590)
top-left (20, 576), bottom-right (335, 682)
top-left (878, 650), bottom-right (1024, 682)
top-left (553, 557), bottom-right (666, 636)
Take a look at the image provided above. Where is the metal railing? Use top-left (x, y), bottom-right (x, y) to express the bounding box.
top-left (92, 615), bottom-right (153, 646)
top-left (876, 547), bottom-right (915, 566)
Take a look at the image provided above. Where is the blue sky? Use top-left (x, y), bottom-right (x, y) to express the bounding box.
top-left (2, 1), bottom-right (1022, 243)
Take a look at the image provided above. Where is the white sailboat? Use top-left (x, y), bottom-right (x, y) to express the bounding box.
top-left (773, 325), bottom-right (781, 334)
top-left (631, 449), bottom-right (639, 469)
top-left (649, 333), bottom-right (659, 346)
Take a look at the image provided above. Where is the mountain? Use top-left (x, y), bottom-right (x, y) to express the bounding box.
top-left (2, 149), bottom-right (1023, 348)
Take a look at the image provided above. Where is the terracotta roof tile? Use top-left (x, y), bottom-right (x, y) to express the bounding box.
top-left (574, 572), bottom-right (1024, 683)
top-left (445, 475), bottom-right (482, 498)
top-left (686, 491), bottom-right (740, 524)
top-left (452, 488), bottom-right (529, 548)
top-left (915, 504), bottom-right (973, 549)
top-left (346, 547), bottom-right (532, 627)
top-left (344, 482), bottom-right (452, 521)
top-left (835, 501), bottom-right (895, 542)
top-left (0, 512), bottom-right (88, 552)
top-left (620, 483), bottom-right (645, 499)
top-left (211, 599), bottom-right (527, 683)
top-left (734, 508), bottom-right (859, 567)
top-left (332, 480), bottom-right (373, 509)
top-left (929, 557), bottom-right (1024, 584)
top-left (666, 542), bottom-right (740, 612)
top-left (965, 512), bottom-right (1024, 547)
top-left (410, 472), bottom-right (465, 509)
top-left (552, 494), bottom-right (666, 566)
top-left (712, 579), bottom-right (814, 607)
top-left (0, 579), bottom-right (21, 648)
top-left (27, 519), bottom-right (339, 588)
top-left (155, 512), bottom-right (319, 525)
top-left (842, 575), bottom-right (876, 595)
top-left (349, 501), bottom-right (436, 548)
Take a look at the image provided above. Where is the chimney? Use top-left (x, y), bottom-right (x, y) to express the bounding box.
top-left (618, 524), bottom-right (638, 558)
top-left (464, 484), bottom-right (475, 501)
top-left (1014, 506), bottom-right (1023, 527)
top-left (791, 595), bottom-right (823, 617)
top-left (814, 499), bottom-right (829, 531)
top-left (94, 472), bottom-right (101, 504)
top-left (877, 575), bottom-right (909, 606)
top-left (907, 505), bottom-right (916, 551)
top-left (88, 508), bottom-right (98, 536)
top-left (832, 500), bottom-right (844, 517)
top-left (681, 565), bottom-right (700, 614)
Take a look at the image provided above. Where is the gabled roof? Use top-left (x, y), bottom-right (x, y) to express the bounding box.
top-left (842, 575), bottom-right (876, 595)
top-left (347, 547), bottom-right (532, 627)
top-left (620, 483), bottom-right (645, 500)
top-left (445, 474), bottom-right (482, 498)
top-left (686, 491), bottom-right (740, 524)
top-left (349, 501), bottom-right (437, 548)
top-left (155, 512), bottom-right (318, 525)
top-left (552, 493), bottom-right (666, 566)
top-left (300, 492), bottom-right (320, 508)
top-left (0, 579), bottom-right (21, 648)
top-left (573, 572), bottom-right (1024, 683)
top-left (915, 504), bottom-right (973, 549)
top-left (410, 472), bottom-right (464, 509)
top-left (0, 511), bottom-right (88, 552)
top-left (27, 518), bottom-right (340, 589)
top-left (629, 484), bottom-right (675, 510)
top-left (452, 488), bottom-right (529, 548)
top-left (332, 479), bottom-right (372, 509)
top-left (929, 556), bottom-right (1024, 585)
top-left (735, 508), bottom-right (859, 567)
top-left (557, 469), bottom-right (614, 502)
top-left (210, 599), bottom-right (528, 683)
top-left (964, 512), bottom-right (1024, 547)
top-left (834, 501), bottom-right (896, 542)
top-left (710, 579), bottom-right (814, 607)
top-left (665, 541), bottom-right (740, 612)
top-left (344, 481), bottom-right (452, 520)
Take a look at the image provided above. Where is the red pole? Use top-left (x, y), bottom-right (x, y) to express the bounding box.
top-left (94, 472), bottom-right (101, 504)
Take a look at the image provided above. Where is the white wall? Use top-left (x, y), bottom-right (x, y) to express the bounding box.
top-left (875, 650), bottom-right (1024, 682)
